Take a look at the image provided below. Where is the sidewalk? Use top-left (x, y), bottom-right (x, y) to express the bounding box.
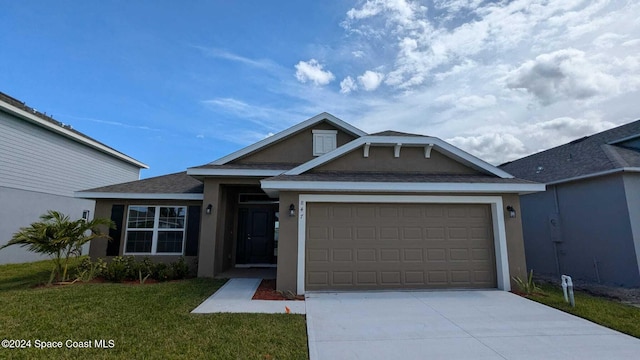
top-left (191, 278), bottom-right (306, 314)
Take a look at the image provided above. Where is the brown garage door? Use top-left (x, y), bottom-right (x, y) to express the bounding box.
top-left (306, 203), bottom-right (497, 290)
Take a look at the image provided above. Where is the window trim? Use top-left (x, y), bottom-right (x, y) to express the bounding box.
top-left (123, 205), bottom-right (187, 255)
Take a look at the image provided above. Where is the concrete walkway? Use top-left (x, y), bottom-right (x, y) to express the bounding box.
top-left (305, 290), bottom-right (640, 360)
top-left (191, 278), bottom-right (305, 314)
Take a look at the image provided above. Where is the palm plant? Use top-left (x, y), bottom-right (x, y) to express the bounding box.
top-left (1, 210), bottom-right (114, 284)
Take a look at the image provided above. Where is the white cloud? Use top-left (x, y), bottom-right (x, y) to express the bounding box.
top-left (358, 70), bottom-right (385, 91)
top-left (340, 76), bottom-right (358, 94)
top-left (506, 48), bottom-right (620, 105)
top-left (200, 0), bottom-right (640, 166)
top-left (294, 59), bottom-right (335, 86)
top-left (448, 133), bottom-right (528, 165)
top-left (447, 115), bottom-right (617, 164)
top-left (193, 46), bottom-right (276, 70)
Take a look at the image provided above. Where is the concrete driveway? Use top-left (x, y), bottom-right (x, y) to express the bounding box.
top-left (305, 290), bottom-right (640, 360)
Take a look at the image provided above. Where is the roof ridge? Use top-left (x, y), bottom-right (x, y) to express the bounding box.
top-left (601, 144), bottom-right (629, 168)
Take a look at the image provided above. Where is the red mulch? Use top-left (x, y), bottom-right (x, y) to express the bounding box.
top-left (252, 279), bottom-right (304, 301)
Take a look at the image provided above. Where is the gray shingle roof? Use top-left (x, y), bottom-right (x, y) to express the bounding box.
top-left (79, 172), bottom-right (203, 194)
top-left (264, 172), bottom-right (536, 184)
top-left (500, 120), bottom-right (640, 183)
top-left (188, 163), bottom-right (299, 170)
top-left (371, 130), bottom-right (427, 137)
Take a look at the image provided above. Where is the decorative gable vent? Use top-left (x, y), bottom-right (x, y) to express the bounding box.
top-left (312, 129), bottom-right (337, 156)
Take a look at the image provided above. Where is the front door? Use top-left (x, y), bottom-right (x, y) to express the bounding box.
top-left (236, 206), bottom-right (276, 265)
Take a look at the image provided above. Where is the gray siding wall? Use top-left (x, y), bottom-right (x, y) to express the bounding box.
top-left (0, 110), bottom-right (140, 197)
top-left (623, 173), bottom-right (640, 278)
top-left (520, 174), bottom-right (640, 287)
top-left (0, 186), bottom-right (95, 264)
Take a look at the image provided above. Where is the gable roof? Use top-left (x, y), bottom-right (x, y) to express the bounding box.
top-left (500, 120), bottom-right (640, 184)
top-left (75, 172), bottom-right (203, 199)
top-left (208, 112), bottom-right (367, 165)
top-left (285, 135), bottom-right (515, 178)
top-left (371, 130), bottom-right (426, 137)
top-left (0, 92), bottom-right (148, 169)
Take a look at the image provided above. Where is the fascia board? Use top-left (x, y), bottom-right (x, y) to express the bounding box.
top-left (74, 192), bottom-right (204, 200)
top-left (186, 168), bottom-right (286, 177)
top-left (260, 179), bottom-right (545, 194)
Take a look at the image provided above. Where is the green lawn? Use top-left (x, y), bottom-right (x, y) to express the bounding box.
top-left (524, 283), bottom-right (640, 338)
top-left (0, 260), bottom-right (308, 359)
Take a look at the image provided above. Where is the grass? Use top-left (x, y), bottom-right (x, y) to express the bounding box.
top-left (0, 259), bottom-right (308, 359)
top-left (523, 283), bottom-right (640, 338)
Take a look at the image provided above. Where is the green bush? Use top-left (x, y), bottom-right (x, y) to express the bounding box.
top-left (75, 257), bottom-right (106, 282)
top-left (103, 256), bottom-right (136, 282)
top-left (79, 256), bottom-right (191, 283)
top-left (171, 257), bottom-right (190, 280)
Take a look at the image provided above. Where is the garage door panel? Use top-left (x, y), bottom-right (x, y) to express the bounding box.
top-left (332, 248), bottom-right (353, 262)
top-left (380, 227), bottom-right (399, 240)
top-left (449, 248), bottom-right (470, 261)
top-left (355, 227), bottom-right (376, 240)
top-left (306, 203), bottom-right (497, 290)
top-left (426, 227), bottom-right (445, 240)
top-left (427, 248), bottom-right (446, 261)
top-left (357, 271), bottom-right (377, 284)
top-left (356, 248), bottom-right (376, 261)
top-left (402, 227), bottom-right (422, 240)
top-left (403, 248), bottom-right (423, 262)
top-left (308, 249), bottom-right (329, 262)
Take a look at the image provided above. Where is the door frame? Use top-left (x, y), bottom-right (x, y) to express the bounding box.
top-left (296, 194), bottom-right (510, 294)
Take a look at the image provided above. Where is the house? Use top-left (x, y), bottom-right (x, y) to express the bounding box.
top-left (0, 92), bottom-right (148, 264)
top-left (77, 113), bottom-right (543, 294)
top-left (500, 120), bottom-right (640, 287)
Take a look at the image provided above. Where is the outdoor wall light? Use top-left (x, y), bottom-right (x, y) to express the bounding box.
top-left (506, 205), bottom-right (516, 218)
top-left (289, 203), bottom-right (296, 217)
top-left (206, 204), bottom-right (213, 215)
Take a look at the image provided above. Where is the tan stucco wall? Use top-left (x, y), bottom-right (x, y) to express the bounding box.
top-left (275, 191), bottom-right (527, 293)
top-left (502, 194), bottom-right (528, 286)
top-left (314, 146), bottom-right (481, 174)
top-left (233, 121), bottom-right (357, 165)
top-left (89, 199), bottom-right (200, 269)
top-left (276, 192), bottom-right (300, 292)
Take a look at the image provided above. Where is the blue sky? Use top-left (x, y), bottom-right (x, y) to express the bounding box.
top-left (2, 1), bottom-right (639, 178)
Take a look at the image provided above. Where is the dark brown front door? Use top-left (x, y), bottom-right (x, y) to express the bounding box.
top-left (236, 206), bottom-right (276, 264)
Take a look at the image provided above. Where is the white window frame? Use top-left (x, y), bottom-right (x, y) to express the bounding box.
top-left (312, 129), bottom-right (338, 156)
top-left (124, 205), bottom-right (187, 255)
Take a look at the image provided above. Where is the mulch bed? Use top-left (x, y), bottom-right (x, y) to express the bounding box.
top-left (252, 279), bottom-right (304, 301)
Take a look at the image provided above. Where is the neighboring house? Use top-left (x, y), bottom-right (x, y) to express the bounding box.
top-left (501, 120), bottom-right (640, 287)
top-left (0, 92), bottom-right (148, 264)
top-left (78, 113), bottom-right (543, 294)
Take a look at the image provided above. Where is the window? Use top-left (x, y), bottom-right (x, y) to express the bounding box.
top-left (124, 206), bottom-right (187, 255)
top-left (312, 129), bottom-right (337, 156)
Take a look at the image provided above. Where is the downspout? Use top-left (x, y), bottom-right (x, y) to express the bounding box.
top-left (552, 185), bottom-right (562, 276)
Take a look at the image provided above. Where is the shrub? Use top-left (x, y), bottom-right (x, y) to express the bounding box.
top-left (513, 269), bottom-right (541, 295)
top-left (76, 257), bottom-right (106, 282)
top-left (72, 256), bottom-right (191, 283)
top-left (103, 256), bottom-right (137, 282)
top-left (1, 210), bottom-right (114, 284)
top-left (171, 257), bottom-right (190, 280)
